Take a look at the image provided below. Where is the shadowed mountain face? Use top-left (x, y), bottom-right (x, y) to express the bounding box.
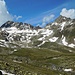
top-left (0, 71), bottom-right (2, 75)
top-left (1, 21), bottom-right (34, 30)
top-left (0, 15), bottom-right (75, 48)
top-left (55, 15), bottom-right (71, 23)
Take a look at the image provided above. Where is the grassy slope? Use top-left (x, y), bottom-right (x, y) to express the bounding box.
top-left (0, 46), bottom-right (75, 75)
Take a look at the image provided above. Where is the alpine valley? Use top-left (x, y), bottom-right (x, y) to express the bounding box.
top-left (0, 15), bottom-right (75, 75)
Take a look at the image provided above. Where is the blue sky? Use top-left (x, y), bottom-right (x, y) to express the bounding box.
top-left (0, 0), bottom-right (75, 26)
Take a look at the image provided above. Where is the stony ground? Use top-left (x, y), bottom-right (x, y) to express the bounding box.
top-left (0, 46), bottom-right (75, 75)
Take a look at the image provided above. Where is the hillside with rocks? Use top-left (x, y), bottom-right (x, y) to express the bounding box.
top-left (0, 15), bottom-right (75, 75)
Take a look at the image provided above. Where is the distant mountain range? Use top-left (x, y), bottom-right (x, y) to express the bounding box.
top-left (0, 15), bottom-right (75, 48)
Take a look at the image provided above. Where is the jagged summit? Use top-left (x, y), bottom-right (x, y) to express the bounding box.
top-left (1, 21), bottom-right (34, 29)
top-left (35, 26), bottom-right (42, 30)
top-left (55, 15), bottom-right (71, 23)
top-left (45, 15), bottom-right (75, 29)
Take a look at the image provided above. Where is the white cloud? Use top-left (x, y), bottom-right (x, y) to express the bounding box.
top-left (60, 8), bottom-right (75, 19)
top-left (41, 22), bottom-right (46, 27)
top-left (16, 16), bottom-right (22, 20)
top-left (36, 14), bottom-right (55, 27)
top-left (14, 15), bottom-right (22, 20)
top-left (41, 14), bottom-right (55, 27)
top-left (43, 14), bottom-right (55, 23)
top-left (0, 0), bottom-right (13, 26)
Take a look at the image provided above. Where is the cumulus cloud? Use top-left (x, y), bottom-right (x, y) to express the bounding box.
top-left (60, 8), bottom-right (75, 19)
top-left (0, 0), bottom-right (13, 26)
top-left (14, 15), bottom-right (22, 20)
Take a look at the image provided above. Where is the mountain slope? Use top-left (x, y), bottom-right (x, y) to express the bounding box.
top-left (0, 15), bottom-right (75, 75)
top-left (45, 15), bottom-right (75, 48)
top-left (0, 15), bottom-right (75, 48)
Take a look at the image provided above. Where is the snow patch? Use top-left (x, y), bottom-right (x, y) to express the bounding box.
top-left (38, 37), bottom-right (45, 41)
top-left (70, 23), bottom-right (73, 25)
top-left (62, 35), bottom-right (75, 48)
top-left (52, 22), bottom-right (58, 26)
top-left (49, 37), bottom-right (58, 42)
top-left (41, 29), bottom-right (53, 36)
top-left (38, 29), bottom-right (53, 41)
top-left (62, 36), bottom-right (68, 46)
top-left (60, 22), bottom-right (66, 31)
top-left (0, 70), bottom-right (14, 75)
top-left (69, 50), bottom-right (73, 52)
top-left (14, 49), bottom-right (17, 52)
top-left (38, 41), bottom-right (45, 47)
top-left (0, 40), bottom-right (9, 47)
top-left (68, 43), bottom-right (75, 48)
top-left (64, 68), bottom-right (72, 72)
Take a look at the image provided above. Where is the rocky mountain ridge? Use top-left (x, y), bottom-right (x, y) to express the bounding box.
top-left (0, 15), bottom-right (75, 48)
